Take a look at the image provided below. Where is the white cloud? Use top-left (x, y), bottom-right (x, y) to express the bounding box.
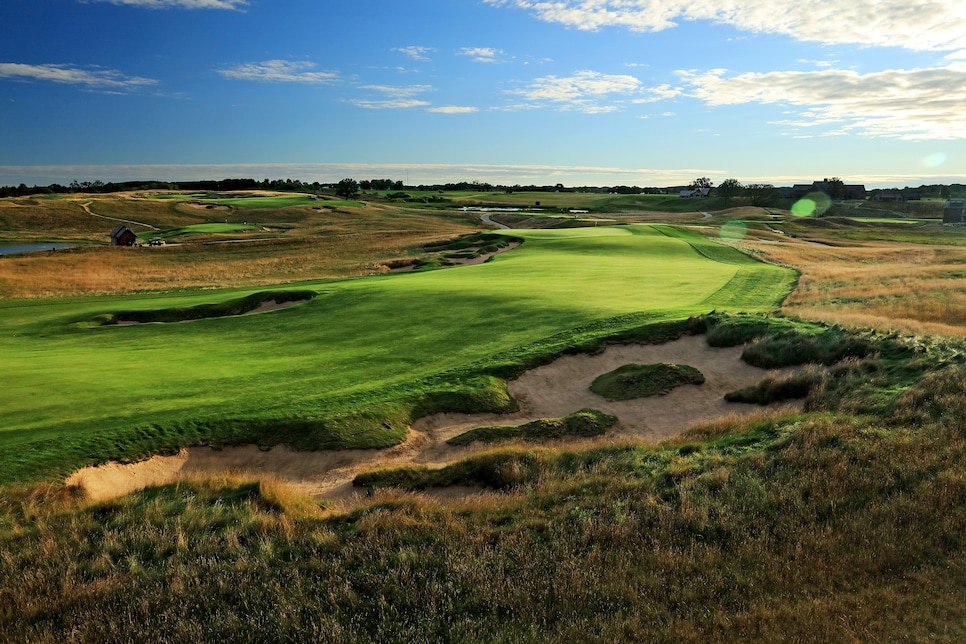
top-left (84, 0), bottom-right (247, 8)
top-left (428, 106), bottom-right (480, 114)
top-left (631, 84), bottom-right (681, 103)
top-left (680, 63), bottom-right (966, 140)
top-left (485, 1), bottom-right (966, 52)
top-left (217, 60), bottom-right (339, 83)
top-left (459, 47), bottom-right (507, 63)
top-left (351, 99), bottom-right (432, 109)
top-left (0, 63), bottom-right (157, 89)
top-left (350, 84), bottom-right (433, 109)
top-left (508, 70), bottom-right (665, 113)
top-left (0, 162), bottom-right (727, 188)
top-left (359, 85), bottom-right (433, 98)
top-left (394, 46), bottom-right (434, 62)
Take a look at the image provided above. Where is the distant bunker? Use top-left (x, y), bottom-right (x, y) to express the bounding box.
top-left (97, 290), bottom-right (317, 326)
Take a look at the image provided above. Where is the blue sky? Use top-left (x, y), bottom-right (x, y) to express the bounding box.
top-left (1, 0), bottom-right (965, 188)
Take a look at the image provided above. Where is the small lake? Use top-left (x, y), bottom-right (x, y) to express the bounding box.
top-left (0, 243), bottom-right (80, 256)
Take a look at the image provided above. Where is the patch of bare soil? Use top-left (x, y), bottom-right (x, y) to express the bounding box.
top-left (186, 202), bottom-right (230, 211)
top-left (67, 336), bottom-right (803, 507)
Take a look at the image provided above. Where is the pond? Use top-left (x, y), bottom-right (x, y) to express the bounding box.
top-left (0, 243), bottom-right (80, 256)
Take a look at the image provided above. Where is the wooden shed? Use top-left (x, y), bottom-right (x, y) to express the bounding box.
top-left (110, 225), bottom-right (137, 246)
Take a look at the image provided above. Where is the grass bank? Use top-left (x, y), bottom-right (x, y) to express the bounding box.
top-left (1, 322), bottom-right (962, 640)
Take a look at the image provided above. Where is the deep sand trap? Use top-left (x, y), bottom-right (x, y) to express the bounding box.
top-left (67, 335), bottom-right (801, 504)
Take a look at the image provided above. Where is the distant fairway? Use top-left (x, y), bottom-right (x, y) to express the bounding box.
top-left (0, 225), bottom-right (795, 482)
top-left (161, 223), bottom-right (262, 238)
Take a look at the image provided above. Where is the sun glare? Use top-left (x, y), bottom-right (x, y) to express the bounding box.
top-left (922, 152), bottom-right (947, 168)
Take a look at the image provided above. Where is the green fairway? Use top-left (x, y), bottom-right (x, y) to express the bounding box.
top-left (0, 225), bottom-right (795, 482)
top-left (160, 223), bottom-right (262, 237)
top-left (199, 195), bottom-right (342, 209)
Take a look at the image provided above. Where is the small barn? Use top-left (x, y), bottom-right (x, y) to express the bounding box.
top-left (943, 200), bottom-right (966, 225)
top-left (110, 225), bottom-right (137, 246)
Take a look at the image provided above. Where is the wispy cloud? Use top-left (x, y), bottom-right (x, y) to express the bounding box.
top-left (350, 84), bottom-right (433, 109)
top-left (0, 63), bottom-right (158, 90)
top-left (394, 46), bottom-right (435, 62)
top-left (83, 0), bottom-right (248, 8)
top-left (459, 47), bottom-right (507, 63)
top-left (507, 70), bottom-right (655, 113)
top-left (217, 60), bottom-right (339, 83)
top-left (680, 63), bottom-right (966, 140)
top-left (428, 106), bottom-right (480, 114)
top-left (485, 0), bottom-right (966, 52)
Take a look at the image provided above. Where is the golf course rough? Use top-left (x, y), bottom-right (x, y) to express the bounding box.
top-left (0, 225), bottom-right (796, 483)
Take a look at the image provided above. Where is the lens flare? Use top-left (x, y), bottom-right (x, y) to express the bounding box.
top-left (792, 192), bottom-right (832, 217)
top-left (791, 199), bottom-right (816, 217)
top-left (923, 153), bottom-right (947, 168)
top-left (720, 220), bottom-right (747, 242)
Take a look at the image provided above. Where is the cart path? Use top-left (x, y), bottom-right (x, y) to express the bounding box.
top-left (80, 201), bottom-right (159, 231)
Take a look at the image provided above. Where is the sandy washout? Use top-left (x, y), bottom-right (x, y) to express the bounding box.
top-left (186, 202), bottom-right (231, 211)
top-left (67, 335), bottom-right (802, 505)
top-left (388, 241), bottom-right (522, 272)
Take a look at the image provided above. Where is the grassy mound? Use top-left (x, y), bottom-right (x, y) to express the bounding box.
top-left (724, 366), bottom-right (824, 405)
top-left (97, 290), bottom-right (317, 325)
top-left (446, 409), bottom-right (618, 446)
top-left (704, 312), bottom-right (874, 367)
top-left (590, 363), bottom-right (705, 401)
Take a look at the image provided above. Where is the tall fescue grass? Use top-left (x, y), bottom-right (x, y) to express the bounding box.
top-left (2, 393), bottom-right (962, 641)
top-left (741, 226), bottom-right (966, 336)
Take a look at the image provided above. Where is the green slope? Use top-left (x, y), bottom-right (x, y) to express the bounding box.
top-left (0, 225), bottom-right (795, 482)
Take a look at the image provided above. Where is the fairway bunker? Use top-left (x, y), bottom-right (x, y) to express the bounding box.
top-left (97, 290), bottom-right (317, 325)
top-left (68, 335), bottom-right (803, 504)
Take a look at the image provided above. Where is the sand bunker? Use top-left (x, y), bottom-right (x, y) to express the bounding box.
top-left (67, 335), bottom-right (802, 504)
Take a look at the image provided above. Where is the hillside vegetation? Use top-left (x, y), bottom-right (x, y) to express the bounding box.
top-left (0, 191), bottom-right (963, 641)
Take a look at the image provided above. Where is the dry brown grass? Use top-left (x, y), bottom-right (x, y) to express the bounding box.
top-left (739, 231), bottom-right (966, 336)
top-left (0, 201), bottom-right (479, 298)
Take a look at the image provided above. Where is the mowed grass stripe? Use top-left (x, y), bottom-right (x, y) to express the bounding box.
top-left (0, 225), bottom-right (794, 482)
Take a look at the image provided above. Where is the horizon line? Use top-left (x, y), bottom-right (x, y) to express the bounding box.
top-left (0, 163), bottom-right (961, 190)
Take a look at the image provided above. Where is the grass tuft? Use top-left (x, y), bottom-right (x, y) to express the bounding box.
top-left (724, 366), bottom-right (825, 405)
top-left (447, 409), bottom-right (618, 446)
top-left (590, 363), bottom-right (705, 400)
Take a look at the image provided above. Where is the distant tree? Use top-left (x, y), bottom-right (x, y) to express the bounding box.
top-left (716, 178), bottom-right (743, 200)
top-left (745, 183), bottom-right (779, 207)
top-left (825, 177), bottom-right (846, 199)
top-left (335, 178), bottom-right (359, 200)
top-left (689, 177), bottom-right (714, 190)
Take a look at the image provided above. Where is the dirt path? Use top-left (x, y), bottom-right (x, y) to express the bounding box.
top-left (80, 201), bottom-right (159, 231)
top-left (67, 336), bottom-right (801, 506)
top-left (481, 213), bottom-right (511, 229)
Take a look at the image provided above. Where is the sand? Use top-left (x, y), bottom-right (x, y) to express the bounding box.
top-left (66, 335), bottom-right (802, 505)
